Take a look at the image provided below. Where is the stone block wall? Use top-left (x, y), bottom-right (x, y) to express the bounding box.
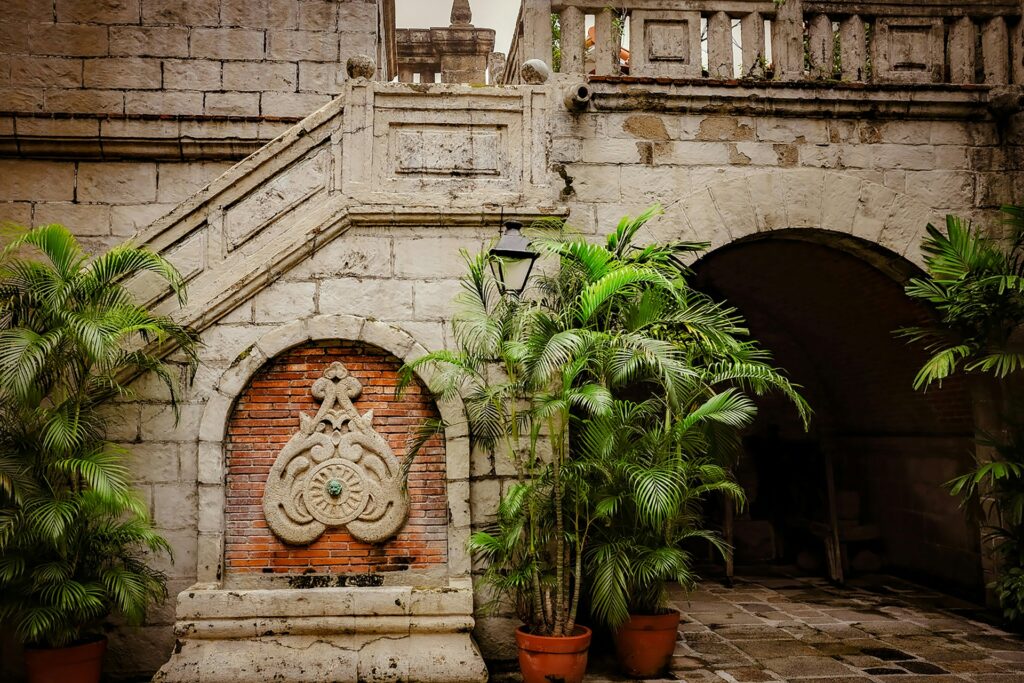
top-left (0, 0), bottom-right (378, 118)
top-left (0, 0), bottom-right (383, 255)
top-left (224, 339), bottom-right (447, 577)
top-left (0, 159), bottom-right (232, 253)
top-left (553, 111), bottom-right (1021, 247)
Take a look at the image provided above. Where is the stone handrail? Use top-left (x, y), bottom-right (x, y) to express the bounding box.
top-left (506, 0), bottom-right (1024, 85)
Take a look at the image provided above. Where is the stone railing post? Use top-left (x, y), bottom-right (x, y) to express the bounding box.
top-left (594, 7), bottom-right (621, 76)
top-left (522, 0), bottom-right (554, 68)
top-left (708, 11), bottom-right (734, 79)
top-left (558, 5), bottom-right (586, 75)
top-left (807, 13), bottom-right (833, 79)
top-left (983, 16), bottom-right (1011, 84)
top-left (772, 0), bottom-right (805, 81)
top-left (1015, 2), bottom-right (1024, 84)
top-left (839, 15), bottom-right (866, 81)
top-left (740, 11), bottom-right (766, 78)
top-left (949, 17), bottom-right (977, 84)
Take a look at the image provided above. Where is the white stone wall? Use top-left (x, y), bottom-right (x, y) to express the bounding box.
top-left (0, 160), bottom-right (233, 254)
top-left (1, 75), bottom-right (1022, 677)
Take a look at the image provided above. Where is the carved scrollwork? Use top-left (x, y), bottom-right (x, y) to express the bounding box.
top-left (262, 362), bottom-right (409, 545)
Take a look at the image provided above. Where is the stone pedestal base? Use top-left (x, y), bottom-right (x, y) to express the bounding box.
top-left (153, 580), bottom-right (488, 683)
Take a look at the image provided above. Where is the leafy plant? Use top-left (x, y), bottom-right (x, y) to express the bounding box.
top-left (547, 211), bottom-right (808, 628)
top-left (901, 205), bottom-right (1024, 625)
top-left (400, 207), bottom-right (807, 635)
top-left (901, 209), bottom-right (1024, 390)
top-left (579, 398), bottom-right (750, 626)
top-left (0, 224), bottom-right (198, 647)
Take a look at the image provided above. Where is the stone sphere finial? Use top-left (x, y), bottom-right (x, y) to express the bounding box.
top-left (346, 54), bottom-right (376, 80)
top-left (520, 59), bottom-right (551, 85)
top-left (450, 0), bottom-right (472, 25)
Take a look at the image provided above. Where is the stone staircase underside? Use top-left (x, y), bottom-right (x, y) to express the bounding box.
top-left (132, 79), bottom-right (559, 361)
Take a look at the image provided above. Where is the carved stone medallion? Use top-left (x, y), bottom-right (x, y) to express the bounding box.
top-left (263, 362), bottom-right (409, 545)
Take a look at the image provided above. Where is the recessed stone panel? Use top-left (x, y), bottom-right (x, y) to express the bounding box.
top-left (630, 10), bottom-right (701, 78)
top-left (360, 88), bottom-right (527, 204)
top-left (872, 18), bottom-right (944, 83)
top-left (393, 124), bottom-right (502, 176)
top-left (222, 149), bottom-right (328, 249)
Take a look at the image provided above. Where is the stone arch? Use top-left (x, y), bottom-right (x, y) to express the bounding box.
top-left (194, 314), bottom-right (471, 584)
top-left (691, 232), bottom-right (983, 593)
top-left (671, 168), bottom-right (945, 270)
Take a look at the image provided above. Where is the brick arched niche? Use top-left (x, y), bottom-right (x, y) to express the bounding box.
top-left (195, 316), bottom-right (472, 586)
top-left (224, 339), bottom-right (447, 578)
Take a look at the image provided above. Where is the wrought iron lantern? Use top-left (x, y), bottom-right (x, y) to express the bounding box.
top-left (489, 220), bottom-right (538, 295)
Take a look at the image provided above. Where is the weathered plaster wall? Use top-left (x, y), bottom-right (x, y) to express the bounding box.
top-left (1, 46), bottom-right (1023, 677)
top-left (0, 0), bottom-right (384, 255)
top-left (553, 110), bottom-right (1018, 248)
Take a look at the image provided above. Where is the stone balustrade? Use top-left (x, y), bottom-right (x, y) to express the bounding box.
top-left (504, 0), bottom-right (1024, 85)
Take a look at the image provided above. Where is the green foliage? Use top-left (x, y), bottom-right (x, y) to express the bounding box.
top-left (401, 206), bottom-right (807, 635)
top-left (902, 205), bottom-right (1024, 625)
top-left (550, 13), bottom-right (561, 73)
top-left (0, 224), bottom-right (197, 648)
top-left (901, 210), bottom-right (1024, 390)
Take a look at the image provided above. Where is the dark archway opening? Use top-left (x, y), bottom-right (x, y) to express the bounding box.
top-left (693, 232), bottom-right (984, 597)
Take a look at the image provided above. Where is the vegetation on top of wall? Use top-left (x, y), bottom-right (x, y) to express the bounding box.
top-left (0, 224), bottom-right (198, 648)
top-left (901, 205), bottom-right (1024, 625)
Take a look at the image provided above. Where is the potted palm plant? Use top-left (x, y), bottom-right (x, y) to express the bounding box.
top-left (899, 206), bottom-right (1024, 625)
top-left (524, 208), bottom-right (802, 679)
top-left (400, 210), bottom-right (707, 683)
top-left (0, 224), bottom-right (198, 683)
top-left (531, 208), bottom-right (809, 678)
top-left (579, 398), bottom-right (752, 677)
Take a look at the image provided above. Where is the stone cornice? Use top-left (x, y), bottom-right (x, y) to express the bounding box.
top-left (0, 112), bottom-right (301, 161)
top-left (584, 78), bottom-right (1003, 120)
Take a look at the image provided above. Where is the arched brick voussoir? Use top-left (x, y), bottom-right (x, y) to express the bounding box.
top-left (672, 169), bottom-right (940, 270)
top-left (202, 313), bottom-right (464, 440)
top-left (193, 313), bottom-right (474, 583)
top-left (707, 175), bottom-right (759, 241)
top-left (880, 196), bottom-right (947, 268)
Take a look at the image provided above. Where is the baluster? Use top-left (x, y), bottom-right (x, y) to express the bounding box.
top-left (808, 14), bottom-right (833, 79)
top-left (948, 17), bottom-right (977, 84)
top-left (772, 0), bottom-right (805, 80)
top-left (559, 6), bottom-right (585, 75)
top-left (595, 8), bottom-right (620, 76)
top-left (708, 11), bottom-right (734, 79)
top-left (740, 11), bottom-right (766, 78)
top-left (523, 0), bottom-right (554, 67)
top-left (983, 17), bottom-right (1010, 84)
top-left (1015, 15), bottom-right (1024, 84)
top-left (839, 15), bottom-right (866, 81)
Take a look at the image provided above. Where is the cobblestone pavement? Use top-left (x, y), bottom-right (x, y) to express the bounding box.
top-left (587, 573), bottom-right (1024, 682)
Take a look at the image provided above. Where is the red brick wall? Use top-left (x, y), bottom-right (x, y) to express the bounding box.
top-left (224, 340), bottom-right (447, 574)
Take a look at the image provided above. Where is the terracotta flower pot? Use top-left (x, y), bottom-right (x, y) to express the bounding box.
top-left (24, 637), bottom-right (107, 683)
top-left (613, 610), bottom-right (681, 678)
top-left (515, 624), bottom-right (592, 683)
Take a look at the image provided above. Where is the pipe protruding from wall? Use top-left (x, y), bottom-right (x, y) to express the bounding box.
top-left (564, 83), bottom-right (593, 111)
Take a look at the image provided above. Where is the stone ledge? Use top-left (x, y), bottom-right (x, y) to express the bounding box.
top-left (155, 633), bottom-right (489, 683)
top-left (155, 581), bottom-right (487, 683)
top-left (0, 113), bottom-right (300, 161)
top-left (584, 78), bottom-right (1002, 120)
top-left (175, 584), bottom-right (475, 621)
